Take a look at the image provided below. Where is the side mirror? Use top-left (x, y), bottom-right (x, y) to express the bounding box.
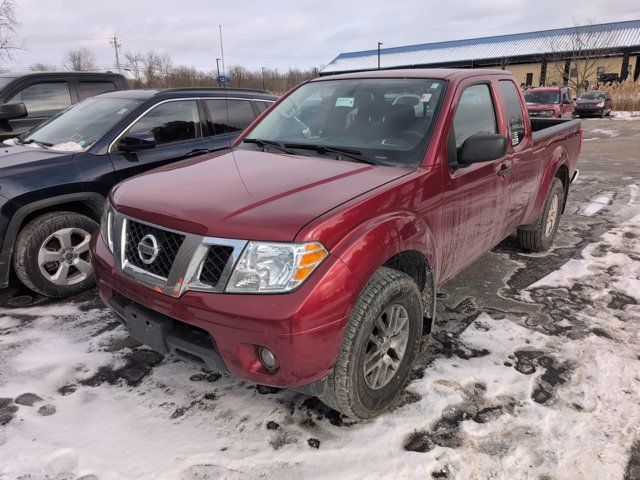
top-left (0, 102), bottom-right (28, 121)
top-left (572, 97), bottom-right (577, 101)
top-left (119, 132), bottom-right (156, 151)
top-left (458, 133), bottom-right (508, 165)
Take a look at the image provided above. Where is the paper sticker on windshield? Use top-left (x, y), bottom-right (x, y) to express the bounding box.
top-left (335, 97), bottom-right (355, 108)
top-left (419, 93), bottom-right (432, 103)
top-left (512, 132), bottom-right (519, 146)
top-left (431, 83), bottom-right (440, 89)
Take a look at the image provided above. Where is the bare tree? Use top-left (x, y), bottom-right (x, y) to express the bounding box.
top-left (30, 62), bottom-right (57, 71)
top-left (65, 47), bottom-right (97, 71)
top-left (124, 51), bottom-right (144, 85)
top-left (545, 22), bottom-right (614, 94)
top-left (0, 0), bottom-right (19, 63)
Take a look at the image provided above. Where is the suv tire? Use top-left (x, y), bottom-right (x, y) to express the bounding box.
top-left (13, 212), bottom-right (98, 298)
top-left (517, 178), bottom-right (564, 252)
top-left (321, 267), bottom-right (423, 419)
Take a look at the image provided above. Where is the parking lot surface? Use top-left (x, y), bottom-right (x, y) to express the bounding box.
top-left (0, 117), bottom-right (639, 480)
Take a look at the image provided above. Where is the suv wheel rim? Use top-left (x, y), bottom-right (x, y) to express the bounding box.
top-left (363, 304), bottom-right (410, 390)
top-left (37, 227), bottom-right (92, 286)
top-left (545, 195), bottom-right (559, 237)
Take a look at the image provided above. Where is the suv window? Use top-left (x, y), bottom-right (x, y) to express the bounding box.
top-left (8, 82), bottom-right (72, 117)
top-left (127, 100), bottom-right (201, 146)
top-left (206, 99), bottom-right (256, 135)
top-left (498, 80), bottom-right (525, 146)
top-left (253, 100), bottom-right (273, 114)
top-left (78, 81), bottom-right (116, 99)
top-left (452, 83), bottom-right (497, 150)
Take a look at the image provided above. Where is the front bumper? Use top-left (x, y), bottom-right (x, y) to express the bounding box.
top-left (91, 232), bottom-right (360, 388)
top-left (575, 107), bottom-right (604, 116)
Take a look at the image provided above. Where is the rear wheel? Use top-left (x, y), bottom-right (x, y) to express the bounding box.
top-left (516, 178), bottom-right (564, 252)
top-left (321, 267), bottom-right (423, 419)
top-left (13, 212), bottom-right (98, 298)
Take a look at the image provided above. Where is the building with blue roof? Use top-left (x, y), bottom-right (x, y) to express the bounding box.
top-left (321, 20), bottom-right (640, 88)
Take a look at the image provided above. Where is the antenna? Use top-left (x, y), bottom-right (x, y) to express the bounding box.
top-left (219, 24), bottom-right (231, 137)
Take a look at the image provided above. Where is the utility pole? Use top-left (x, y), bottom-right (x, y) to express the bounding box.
top-left (261, 66), bottom-right (265, 91)
top-left (216, 58), bottom-right (221, 86)
top-left (377, 42), bottom-right (383, 70)
top-left (110, 34), bottom-right (122, 73)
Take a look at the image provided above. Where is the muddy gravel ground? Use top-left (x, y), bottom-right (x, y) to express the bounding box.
top-left (0, 118), bottom-right (639, 480)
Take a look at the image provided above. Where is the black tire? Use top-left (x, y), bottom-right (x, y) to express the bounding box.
top-left (321, 267), bottom-right (423, 419)
top-left (516, 178), bottom-right (564, 252)
top-left (13, 211), bottom-right (98, 298)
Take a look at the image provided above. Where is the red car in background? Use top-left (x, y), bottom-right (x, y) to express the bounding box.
top-left (524, 86), bottom-right (574, 118)
top-left (574, 91), bottom-right (612, 118)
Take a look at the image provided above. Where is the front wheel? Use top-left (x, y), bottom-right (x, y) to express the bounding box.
top-left (13, 212), bottom-right (98, 298)
top-left (321, 267), bottom-right (423, 419)
top-left (516, 178), bottom-right (564, 252)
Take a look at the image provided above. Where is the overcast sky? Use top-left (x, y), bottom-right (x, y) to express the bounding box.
top-left (7, 0), bottom-right (639, 74)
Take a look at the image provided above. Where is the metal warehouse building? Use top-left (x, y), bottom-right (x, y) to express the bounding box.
top-left (321, 20), bottom-right (640, 87)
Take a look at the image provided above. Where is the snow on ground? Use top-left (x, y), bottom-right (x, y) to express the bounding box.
top-left (613, 111), bottom-right (640, 120)
top-left (0, 208), bottom-right (638, 480)
top-left (579, 192), bottom-right (612, 216)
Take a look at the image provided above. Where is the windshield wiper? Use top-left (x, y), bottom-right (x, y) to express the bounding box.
top-left (283, 143), bottom-right (376, 165)
top-left (243, 138), bottom-right (296, 155)
top-left (21, 138), bottom-right (53, 148)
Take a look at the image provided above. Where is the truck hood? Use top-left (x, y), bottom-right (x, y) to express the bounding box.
top-left (111, 149), bottom-right (413, 241)
top-left (0, 142), bottom-right (71, 172)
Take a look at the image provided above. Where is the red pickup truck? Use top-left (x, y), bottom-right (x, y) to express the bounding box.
top-left (91, 69), bottom-right (581, 419)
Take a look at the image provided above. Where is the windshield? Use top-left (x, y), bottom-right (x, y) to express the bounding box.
top-left (580, 92), bottom-right (606, 101)
top-left (523, 91), bottom-right (560, 105)
top-left (21, 97), bottom-right (142, 151)
top-left (241, 78), bottom-right (447, 167)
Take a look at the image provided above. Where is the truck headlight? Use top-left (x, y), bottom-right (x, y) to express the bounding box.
top-left (596, 101), bottom-right (605, 107)
top-left (226, 241), bottom-right (328, 293)
top-left (100, 202), bottom-right (115, 253)
top-left (541, 110), bottom-right (554, 117)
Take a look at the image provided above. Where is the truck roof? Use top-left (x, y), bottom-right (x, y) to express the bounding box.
top-left (313, 68), bottom-right (511, 82)
top-left (525, 86), bottom-right (568, 92)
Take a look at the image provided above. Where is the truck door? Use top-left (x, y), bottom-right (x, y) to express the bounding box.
top-left (109, 99), bottom-right (213, 180)
top-left (496, 79), bottom-right (537, 237)
top-left (439, 81), bottom-right (508, 282)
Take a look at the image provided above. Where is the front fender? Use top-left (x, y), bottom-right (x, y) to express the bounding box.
top-left (330, 210), bottom-right (437, 300)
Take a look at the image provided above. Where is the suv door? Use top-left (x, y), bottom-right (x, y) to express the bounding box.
top-left (439, 81), bottom-right (508, 282)
top-left (203, 98), bottom-right (258, 150)
top-left (3, 80), bottom-right (74, 137)
top-left (109, 99), bottom-right (211, 180)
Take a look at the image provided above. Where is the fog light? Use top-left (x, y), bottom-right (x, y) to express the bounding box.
top-left (258, 346), bottom-right (277, 370)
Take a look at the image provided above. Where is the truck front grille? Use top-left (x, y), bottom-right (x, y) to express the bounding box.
top-left (199, 246), bottom-right (234, 287)
top-left (124, 220), bottom-right (185, 279)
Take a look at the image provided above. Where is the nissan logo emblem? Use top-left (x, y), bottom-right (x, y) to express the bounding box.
top-left (137, 234), bottom-right (160, 265)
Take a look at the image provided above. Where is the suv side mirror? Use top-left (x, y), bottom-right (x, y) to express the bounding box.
top-left (0, 102), bottom-right (28, 121)
top-left (458, 133), bottom-right (508, 165)
top-left (119, 132), bottom-right (156, 151)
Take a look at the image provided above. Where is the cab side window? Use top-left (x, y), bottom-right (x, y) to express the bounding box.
top-left (451, 83), bottom-right (497, 158)
top-left (127, 100), bottom-right (202, 146)
top-left (8, 82), bottom-right (72, 117)
top-left (498, 80), bottom-right (526, 146)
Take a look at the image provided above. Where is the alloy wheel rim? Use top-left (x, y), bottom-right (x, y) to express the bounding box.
top-left (545, 195), bottom-right (559, 237)
top-left (37, 227), bottom-right (92, 286)
top-left (363, 303), bottom-right (410, 390)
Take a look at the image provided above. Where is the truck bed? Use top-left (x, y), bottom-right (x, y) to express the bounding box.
top-left (530, 118), bottom-right (581, 144)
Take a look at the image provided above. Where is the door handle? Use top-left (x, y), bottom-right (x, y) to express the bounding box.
top-left (186, 148), bottom-right (211, 157)
top-left (498, 165), bottom-right (512, 177)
